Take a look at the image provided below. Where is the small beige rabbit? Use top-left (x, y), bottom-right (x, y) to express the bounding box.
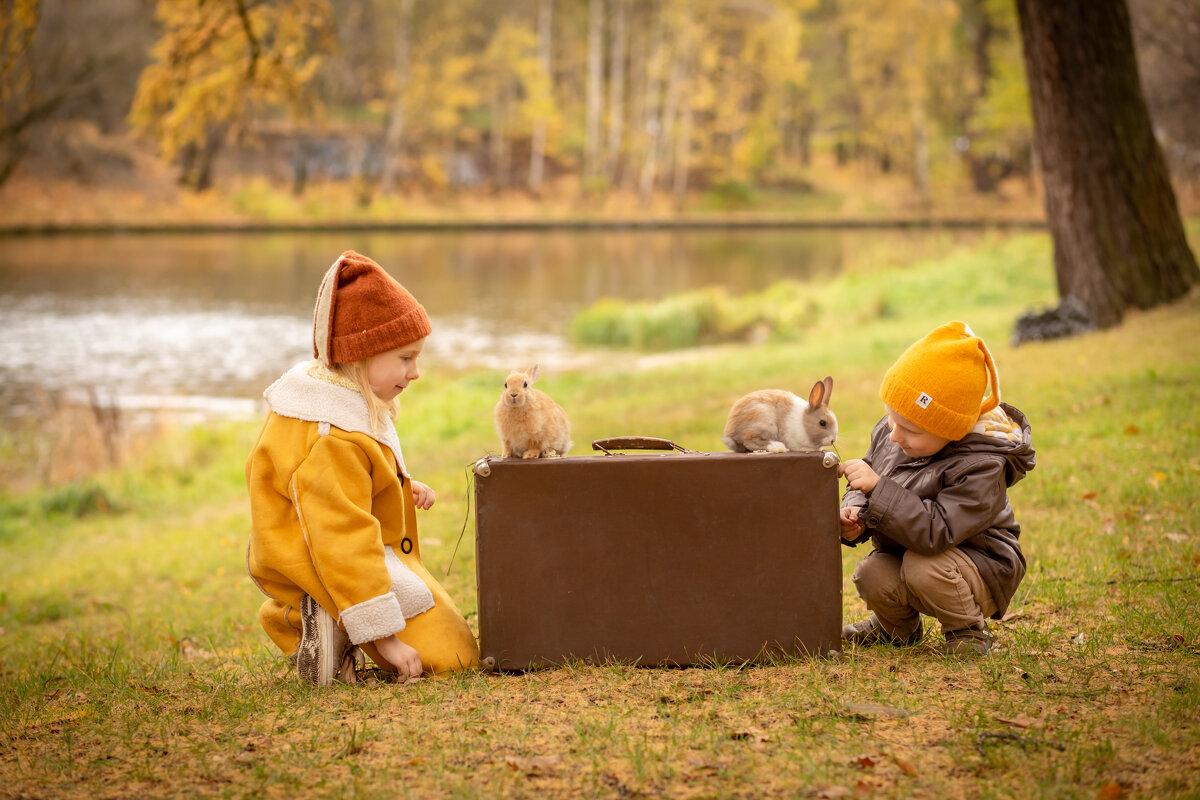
top-left (722, 376), bottom-right (837, 453)
top-left (494, 364), bottom-right (573, 459)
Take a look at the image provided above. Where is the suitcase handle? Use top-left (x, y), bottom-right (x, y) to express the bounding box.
top-left (591, 436), bottom-right (693, 454)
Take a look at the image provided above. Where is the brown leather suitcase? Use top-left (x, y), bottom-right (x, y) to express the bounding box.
top-left (472, 437), bottom-right (842, 670)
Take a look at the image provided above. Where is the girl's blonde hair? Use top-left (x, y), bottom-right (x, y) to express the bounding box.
top-left (334, 359), bottom-right (400, 436)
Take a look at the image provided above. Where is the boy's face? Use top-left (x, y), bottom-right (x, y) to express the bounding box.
top-left (885, 406), bottom-right (952, 458)
top-left (367, 337), bottom-right (426, 402)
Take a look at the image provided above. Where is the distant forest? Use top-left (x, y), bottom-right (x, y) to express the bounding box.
top-left (2, 0), bottom-right (1196, 205)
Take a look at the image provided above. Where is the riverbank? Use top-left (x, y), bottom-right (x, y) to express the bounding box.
top-left (0, 136), bottom-right (1056, 234)
top-left (0, 214), bottom-right (1049, 236)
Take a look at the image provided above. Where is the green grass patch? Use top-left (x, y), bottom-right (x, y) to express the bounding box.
top-left (2, 230), bottom-right (1199, 799)
top-left (568, 231), bottom-right (1054, 351)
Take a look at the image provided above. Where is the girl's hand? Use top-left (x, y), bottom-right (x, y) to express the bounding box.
top-left (375, 636), bottom-right (424, 682)
top-left (839, 506), bottom-right (866, 541)
top-left (838, 459), bottom-right (880, 495)
top-left (411, 479), bottom-right (436, 510)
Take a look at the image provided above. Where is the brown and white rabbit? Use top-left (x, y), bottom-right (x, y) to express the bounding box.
top-left (494, 364), bottom-right (573, 459)
top-left (722, 376), bottom-right (837, 453)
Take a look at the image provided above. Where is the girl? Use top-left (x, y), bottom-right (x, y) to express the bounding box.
top-left (246, 250), bottom-right (479, 685)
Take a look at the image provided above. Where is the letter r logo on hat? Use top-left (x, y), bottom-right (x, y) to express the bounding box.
top-left (915, 392), bottom-right (933, 409)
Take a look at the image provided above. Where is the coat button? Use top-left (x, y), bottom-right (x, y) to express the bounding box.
top-left (400, 538), bottom-right (413, 554)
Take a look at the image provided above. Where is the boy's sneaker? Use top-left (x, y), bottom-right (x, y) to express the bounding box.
top-left (943, 624), bottom-right (992, 657)
top-left (841, 615), bottom-right (923, 647)
top-left (297, 594), bottom-right (352, 686)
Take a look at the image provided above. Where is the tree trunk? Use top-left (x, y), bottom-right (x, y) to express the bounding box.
top-left (672, 98), bottom-right (693, 209)
top-left (655, 35), bottom-right (682, 196)
top-left (584, 0), bottom-right (604, 181)
top-left (380, 0), bottom-right (415, 196)
top-left (911, 100), bottom-right (930, 204)
top-left (621, 19), bottom-right (646, 192)
top-left (671, 16), bottom-right (695, 208)
top-left (528, 0), bottom-right (552, 197)
top-left (291, 136), bottom-right (309, 197)
top-left (192, 137), bottom-right (218, 192)
top-left (1015, 0), bottom-right (1198, 328)
top-left (604, 0), bottom-right (627, 185)
top-left (637, 8), bottom-right (665, 205)
top-left (490, 84), bottom-right (511, 189)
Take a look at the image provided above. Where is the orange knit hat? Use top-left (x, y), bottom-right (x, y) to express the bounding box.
top-left (879, 321), bottom-right (1000, 441)
top-left (312, 251), bottom-right (432, 367)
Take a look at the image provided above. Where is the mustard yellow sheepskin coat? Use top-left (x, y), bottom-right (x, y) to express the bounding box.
top-left (246, 361), bottom-right (478, 672)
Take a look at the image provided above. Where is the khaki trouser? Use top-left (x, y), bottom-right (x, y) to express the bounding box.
top-left (851, 548), bottom-right (998, 637)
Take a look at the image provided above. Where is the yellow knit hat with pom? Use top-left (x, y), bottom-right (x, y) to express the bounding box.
top-left (879, 321), bottom-right (1000, 441)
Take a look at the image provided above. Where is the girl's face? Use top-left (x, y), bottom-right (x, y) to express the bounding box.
top-left (366, 338), bottom-right (426, 402)
top-left (885, 406), bottom-right (952, 458)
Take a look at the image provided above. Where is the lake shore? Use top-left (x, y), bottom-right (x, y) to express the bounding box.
top-left (0, 214), bottom-right (1047, 236)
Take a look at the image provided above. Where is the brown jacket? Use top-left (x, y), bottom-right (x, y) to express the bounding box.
top-left (840, 403), bottom-right (1035, 617)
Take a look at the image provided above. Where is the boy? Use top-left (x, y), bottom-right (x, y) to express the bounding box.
top-left (838, 321), bottom-right (1035, 655)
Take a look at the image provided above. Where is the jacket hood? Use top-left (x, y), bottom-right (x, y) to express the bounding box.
top-left (943, 402), bottom-right (1035, 487)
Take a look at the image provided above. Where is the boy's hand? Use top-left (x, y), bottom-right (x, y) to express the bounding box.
top-left (840, 506), bottom-right (867, 541)
top-left (375, 636), bottom-right (424, 682)
top-left (838, 459), bottom-right (880, 495)
top-left (411, 479), bottom-right (436, 510)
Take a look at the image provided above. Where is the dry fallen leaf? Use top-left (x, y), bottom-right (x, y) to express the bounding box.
top-left (1164, 533), bottom-right (1189, 543)
top-left (851, 754), bottom-right (877, 769)
top-left (503, 754), bottom-right (562, 773)
top-left (1096, 781), bottom-right (1124, 799)
top-left (175, 638), bottom-right (215, 662)
top-left (686, 754), bottom-right (731, 772)
top-left (891, 754), bottom-right (918, 777)
top-left (1123, 424), bottom-right (1140, 436)
top-left (811, 788), bottom-right (851, 799)
top-left (996, 714), bottom-right (1039, 729)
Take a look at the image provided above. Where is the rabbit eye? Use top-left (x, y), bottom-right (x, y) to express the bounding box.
top-left (819, 420), bottom-right (827, 427)
top-left (523, 381), bottom-right (528, 388)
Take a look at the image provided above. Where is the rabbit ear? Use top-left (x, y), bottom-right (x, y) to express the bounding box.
top-left (528, 364), bottom-right (541, 384)
top-left (808, 378), bottom-right (827, 408)
top-left (822, 376), bottom-right (833, 404)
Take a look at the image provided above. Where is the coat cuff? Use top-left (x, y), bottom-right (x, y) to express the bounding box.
top-left (384, 546), bottom-right (435, 618)
top-left (862, 476), bottom-right (898, 530)
top-left (340, 593), bottom-right (407, 645)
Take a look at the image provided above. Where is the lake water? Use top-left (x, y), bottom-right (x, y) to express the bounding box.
top-left (0, 227), bottom-right (985, 420)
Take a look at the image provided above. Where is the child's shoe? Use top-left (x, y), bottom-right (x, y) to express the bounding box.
top-left (943, 624), bottom-right (991, 657)
top-left (841, 614), bottom-right (923, 647)
top-left (297, 594), bottom-right (352, 686)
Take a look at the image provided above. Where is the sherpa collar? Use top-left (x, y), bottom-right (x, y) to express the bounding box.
top-left (264, 360), bottom-right (408, 475)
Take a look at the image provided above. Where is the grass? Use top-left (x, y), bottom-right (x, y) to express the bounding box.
top-left (2, 230), bottom-right (1199, 798)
